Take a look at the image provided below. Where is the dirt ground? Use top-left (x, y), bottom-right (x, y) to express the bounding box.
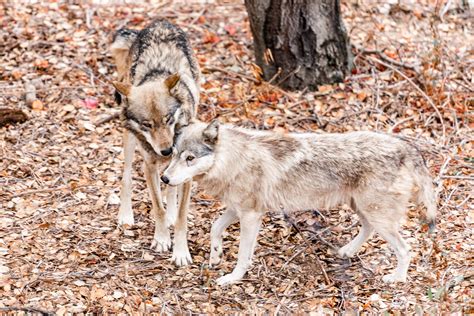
top-left (0, 0), bottom-right (472, 314)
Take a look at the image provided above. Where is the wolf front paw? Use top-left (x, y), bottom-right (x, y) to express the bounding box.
top-left (117, 207), bottom-right (134, 226)
top-left (382, 273), bottom-right (407, 283)
top-left (337, 244), bottom-right (357, 259)
top-left (151, 231), bottom-right (171, 252)
top-left (172, 247), bottom-right (192, 266)
top-left (216, 272), bottom-right (244, 286)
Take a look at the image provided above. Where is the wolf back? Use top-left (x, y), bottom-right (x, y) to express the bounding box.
top-left (111, 19), bottom-right (200, 112)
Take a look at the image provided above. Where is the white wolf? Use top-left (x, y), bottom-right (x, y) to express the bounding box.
top-left (162, 119), bottom-right (437, 286)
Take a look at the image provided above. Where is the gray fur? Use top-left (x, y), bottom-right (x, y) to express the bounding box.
top-left (110, 19), bottom-right (200, 266)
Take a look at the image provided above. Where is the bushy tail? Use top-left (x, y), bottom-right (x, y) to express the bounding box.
top-left (110, 28), bottom-right (139, 104)
top-left (109, 28), bottom-right (138, 73)
top-left (110, 28), bottom-right (138, 52)
top-left (415, 167), bottom-right (437, 232)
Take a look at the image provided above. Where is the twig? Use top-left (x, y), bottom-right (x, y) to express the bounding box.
top-left (456, 194), bottom-right (472, 208)
top-left (0, 306), bottom-right (53, 315)
top-left (9, 185), bottom-right (91, 197)
top-left (439, 0), bottom-right (453, 20)
top-left (204, 66), bottom-right (259, 83)
top-left (283, 212), bottom-right (332, 285)
top-left (441, 175), bottom-right (473, 180)
top-left (189, 7), bottom-right (207, 25)
top-left (279, 244), bottom-right (311, 272)
top-left (436, 155), bottom-right (452, 190)
top-left (357, 47), bottom-right (418, 72)
top-left (204, 66), bottom-right (295, 102)
top-left (275, 279), bottom-right (296, 314)
top-left (95, 112), bottom-right (120, 126)
top-left (389, 115), bottom-right (416, 132)
top-left (276, 65), bottom-right (301, 87)
top-left (366, 55), bottom-right (447, 144)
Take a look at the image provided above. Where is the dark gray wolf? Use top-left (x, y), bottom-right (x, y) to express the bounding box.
top-left (110, 19), bottom-right (200, 266)
top-left (162, 120), bottom-right (437, 285)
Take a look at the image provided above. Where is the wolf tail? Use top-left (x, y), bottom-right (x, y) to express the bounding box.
top-left (110, 28), bottom-right (139, 104)
top-left (111, 28), bottom-right (138, 52)
top-left (414, 165), bottom-right (437, 232)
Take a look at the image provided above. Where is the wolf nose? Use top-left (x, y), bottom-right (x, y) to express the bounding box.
top-left (161, 148), bottom-right (172, 156)
top-left (161, 175), bottom-right (170, 184)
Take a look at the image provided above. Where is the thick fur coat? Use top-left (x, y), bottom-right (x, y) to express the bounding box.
top-left (109, 19), bottom-right (200, 266)
top-left (163, 120), bottom-right (437, 285)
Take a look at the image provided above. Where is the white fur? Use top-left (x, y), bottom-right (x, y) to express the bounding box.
top-left (163, 121), bottom-right (437, 286)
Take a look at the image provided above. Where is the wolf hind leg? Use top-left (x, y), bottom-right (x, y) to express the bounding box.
top-left (338, 212), bottom-right (374, 258)
top-left (377, 226), bottom-right (411, 283)
top-left (366, 208), bottom-right (411, 283)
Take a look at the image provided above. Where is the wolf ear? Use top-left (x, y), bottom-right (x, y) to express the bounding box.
top-left (165, 73), bottom-right (180, 91)
top-left (203, 119), bottom-right (219, 145)
top-left (112, 81), bottom-right (131, 97)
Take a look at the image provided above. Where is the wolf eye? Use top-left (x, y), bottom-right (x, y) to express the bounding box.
top-left (186, 155), bottom-right (195, 162)
top-left (142, 121), bottom-right (152, 129)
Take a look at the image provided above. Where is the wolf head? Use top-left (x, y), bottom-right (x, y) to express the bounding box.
top-left (114, 74), bottom-right (187, 157)
top-left (162, 119), bottom-right (219, 185)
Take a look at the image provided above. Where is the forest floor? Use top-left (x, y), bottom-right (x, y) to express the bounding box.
top-left (0, 0), bottom-right (472, 314)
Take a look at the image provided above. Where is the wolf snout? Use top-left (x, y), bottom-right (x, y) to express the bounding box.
top-left (160, 148), bottom-right (172, 156)
top-left (161, 175), bottom-right (170, 184)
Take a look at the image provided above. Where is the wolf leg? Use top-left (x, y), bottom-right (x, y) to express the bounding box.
top-left (171, 181), bottom-right (192, 266)
top-left (144, 160), bottom-right (170, 252)
top-left (118, 130), bottom-right (136, 226)
top-left (165, 185), bottom-right (178, 227)
top-left (216, 211), bottom-right (262, 286)
top-left (376, 226), bottom-right (411, 283)
top-left (209, 208), bottom-right (238, 266)
top-left (338, 213), bottom-right (374, 258)
top-left (366, 209), bottom-right (411, 283)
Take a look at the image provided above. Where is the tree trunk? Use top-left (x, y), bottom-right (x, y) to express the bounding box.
top-left (245, 0), bottom-right (353, 91)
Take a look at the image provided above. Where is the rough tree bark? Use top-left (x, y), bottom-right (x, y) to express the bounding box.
top-left (245, 0), bottom-right (353, 91)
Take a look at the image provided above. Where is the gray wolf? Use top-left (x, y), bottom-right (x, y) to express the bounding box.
top-left (162, 119), bottom-right (437, 285)
top-left (110, 19), bottom-right (200, 266)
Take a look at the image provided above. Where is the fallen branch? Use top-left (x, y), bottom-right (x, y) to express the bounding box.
top-left (357, 46), bottom-right (418, 73)
top-left (95, 112), bottom-right (120, 126)
top-left (203, 66), bottom-right (259, 83)
top-left (389, 115), bottom-right (416, 132)
top-left (0, 306), bottom-right (53, 315)
top-left (0, 107), bottom-right (28, 127)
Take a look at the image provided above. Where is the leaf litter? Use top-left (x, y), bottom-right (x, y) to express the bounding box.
top-left (0, 0), bottom-right (472, 314)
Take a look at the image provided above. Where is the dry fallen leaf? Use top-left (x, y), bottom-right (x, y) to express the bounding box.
top-left (31, 99), bottom-right (44, 111)
top-left (0, 0), bottom-right (470, 314)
